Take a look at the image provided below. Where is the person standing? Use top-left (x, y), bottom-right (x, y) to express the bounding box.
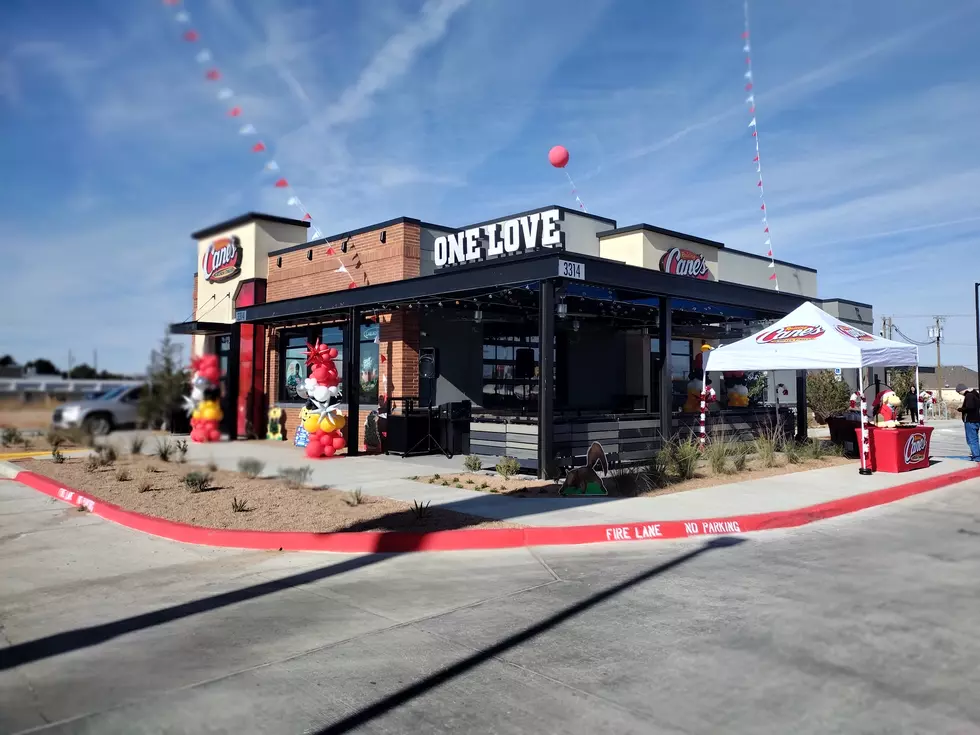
top-left (905, 386), bottom-right (918, 423)
top-left (955, 383), bottom-right (980, 461)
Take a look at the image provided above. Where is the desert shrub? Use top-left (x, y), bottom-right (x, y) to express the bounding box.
top-left (85, 454), bottom-right (102, 472)
top-left (668, 436), bottom-right (701, 480)
top-left (278, 466), bottom-right (313, 489)
top-left (463, 455), bottom-right (482, 472)
top-left (207, 459), bottom-right (219, 473)
top-left (411, 500), bottom-right (432, 521)
top-left (138, 478), bottom-right (153, 493)
top-left (495, 456), bottom-right (521, 478)
top-left (183, 471), bottom-right (213, 493)
top-left (238, 457), bottom-right (265, 479)
top-left (806, 370), bottom-right (852, 424)
top-left (754, 436), bottom-right (778, 468)
top-left (51, 447), bottom-right (66, 464)
top-left (129, 434), bottom-right (145, 455)
top-left (2, 427), bottom-right (22, 447)
top-left (155, 438), bottom-right (173, 462)
top-left (47, 429), bottom-right (67, 449)
top-left (231, 497), bottom-right (251, 513)
top-left (783, 441), bottom-right (803, 465)
top-left (115, 468), bottom-right (131, 482)
top-left (98, 444), bottom-right (118, 466)
top-left (706, 438), bottom-right (730, 475)
top-left (731, 444), bottom-right (749, 472)
top-left (804, 438), bottom-right (828, 461)
top-left (346, 488), bottom-right (363, 506)
top-left (175, 439), bottom-right (189, 463)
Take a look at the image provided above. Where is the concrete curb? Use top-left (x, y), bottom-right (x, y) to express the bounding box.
top-left (4, 462), bottom-right (980, 553)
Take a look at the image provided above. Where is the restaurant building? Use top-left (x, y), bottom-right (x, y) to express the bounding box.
top-left (170, 207), bottom-right (873, 477)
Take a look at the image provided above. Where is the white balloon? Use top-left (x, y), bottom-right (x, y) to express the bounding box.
top-left (295, 384), bottom-right (309, 399)
top-left (312, 385), bottom-right (330, 402)
top-left (304, 377), bottom-right (319, 392)
top-left (327, 385), bottom-right (339, 396)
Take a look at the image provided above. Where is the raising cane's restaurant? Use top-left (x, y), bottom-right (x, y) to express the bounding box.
top-left (170, 207), bottom-right (875, 477)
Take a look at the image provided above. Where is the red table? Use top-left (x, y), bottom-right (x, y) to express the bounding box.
top-left (856, 425), bottom-right (934, 473)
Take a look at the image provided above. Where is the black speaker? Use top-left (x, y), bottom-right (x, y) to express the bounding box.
top-left (515, 348), bottom-right (534, 380)
top-left (419, 347), bottom-right (438, 380)
top-left (447, 400), bottom-right (471, 420)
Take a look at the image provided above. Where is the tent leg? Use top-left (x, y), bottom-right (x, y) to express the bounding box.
top-left (915, 365), bottom-right (925, 425)
top-left (699, 370), bottom-right (708, 450)
top-left (859, 376), bottom-right (872, 475)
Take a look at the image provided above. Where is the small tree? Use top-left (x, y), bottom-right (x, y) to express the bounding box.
top-left (806, 370), bottom-right (852, 424)
top-left (140, 332), bottom-right (188, 430)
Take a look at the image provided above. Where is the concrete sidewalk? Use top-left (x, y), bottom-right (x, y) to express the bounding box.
top-left (130, 425), bottom-right (976, 528)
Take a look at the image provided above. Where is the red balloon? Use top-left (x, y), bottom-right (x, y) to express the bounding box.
top-left (209, 429), bottom-right (220, 442)
top-left (323, 444), bottom-right (337, 457)
top-left (304, 442), bottom-right (322, 458)
top-left (327, 347), bottom-right (338, 359)
top-left (317, 344), bottom-right (330, 354)
top-left (311, 366), bottom-right (327, 382)
top-left (332, 436), bottom-right (346, 450)
top-left (548, 145), bottom-right (569, 168)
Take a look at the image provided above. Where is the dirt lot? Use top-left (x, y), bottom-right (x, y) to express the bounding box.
top-left (17, 455), bottom-right (519, 533)
top-left (415, 453), bottom-right (853, 498)
top-left (0, 404), bottom-right (56, 431)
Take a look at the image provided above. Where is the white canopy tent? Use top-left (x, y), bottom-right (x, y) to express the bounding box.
top-left (703, 301), bottom-right (920, 474)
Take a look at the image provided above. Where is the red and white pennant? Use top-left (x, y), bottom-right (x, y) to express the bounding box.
top-left (742, 0), bottom-right (779, 291)
top-left (161, 0), bottom-right (362, 289)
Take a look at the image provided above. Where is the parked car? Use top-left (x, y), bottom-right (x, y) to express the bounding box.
top-left (51, 385), bottom-right (147, 436)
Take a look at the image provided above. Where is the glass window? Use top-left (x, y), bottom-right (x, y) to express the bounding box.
top-left (281, 333), bottom-right (309, 402)
top-left (481, 323), bottom-right (546, 410)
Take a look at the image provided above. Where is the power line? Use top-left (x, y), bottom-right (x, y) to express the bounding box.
top-left (893, 325), bottom-right (932, 346)
top-left (889, 314), bottom-right (973, 319)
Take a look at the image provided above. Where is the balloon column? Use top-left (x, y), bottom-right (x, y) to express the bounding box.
top-left (294, 340), bottom-right (347, 459)
top-left (724, 372), bottom-right (750, 408)
top-left (187, 354), bottom-right (223, 443)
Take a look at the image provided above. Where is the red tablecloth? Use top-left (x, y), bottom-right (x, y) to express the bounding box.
top-left (855, 425), bottom-right (933, 473)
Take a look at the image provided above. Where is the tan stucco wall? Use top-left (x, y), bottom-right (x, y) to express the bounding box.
top-left (598, 231), bottom-right (721, 279)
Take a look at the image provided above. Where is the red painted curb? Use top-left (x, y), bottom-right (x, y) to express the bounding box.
top-left (11, 464), bottom-right (980, 553)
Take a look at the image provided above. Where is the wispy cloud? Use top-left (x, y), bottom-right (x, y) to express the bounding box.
top-left (322, 0), bottom-right (471, 127)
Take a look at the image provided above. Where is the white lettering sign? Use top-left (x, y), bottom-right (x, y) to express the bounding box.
top-left (434, 208), bottom-right (566, 268)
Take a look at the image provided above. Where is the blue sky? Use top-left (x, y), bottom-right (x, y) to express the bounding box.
top-left (1, 0), bottom-right (979, 374)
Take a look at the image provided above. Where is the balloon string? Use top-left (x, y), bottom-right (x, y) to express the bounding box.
top-left (564, 170), bottom-right (589, 213)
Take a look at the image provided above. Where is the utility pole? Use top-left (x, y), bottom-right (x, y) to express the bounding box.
top-left (880, 316), bottom-right (894, 340)
top-left (94, 349), bottom-right (98, 374)
top-left (928, 317), bottom-right (945, 396)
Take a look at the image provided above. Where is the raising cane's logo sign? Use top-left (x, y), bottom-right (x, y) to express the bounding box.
top-left (755, 325), bottom-right (826, 344)
top-left (659, 247), bottom-right (712, 280)
top-left (904, 432), bottom-right (928, 465)
top-left (835, 324), bottom-right (875, 341)
top-left (202, 236), bottom-right (243, 284)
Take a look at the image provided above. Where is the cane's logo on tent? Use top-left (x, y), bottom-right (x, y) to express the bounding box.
top-left (659, 247), bottom-right (712, 280)
top-left (755, 325), bottom-right (825, 344)
top-left (203, 236), bottom-right (243, 284)
top-left (903, 432), bottom-right (928, 465)
top-left (835, 324), bottom-right (875, 342)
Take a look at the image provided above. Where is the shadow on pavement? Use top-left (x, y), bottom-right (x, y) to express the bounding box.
top-left (0, 553), bottom-right (390, 672)
top-left (313, 536), bottom-right (746, 734)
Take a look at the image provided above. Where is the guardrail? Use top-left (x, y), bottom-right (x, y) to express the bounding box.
top-left (0, 379), bottom-right (144, 395)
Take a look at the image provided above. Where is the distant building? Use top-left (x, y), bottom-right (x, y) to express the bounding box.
top-left (917, 365), bottom-right (978, 391)
top-left (0, 364), bottom-right (24, 379)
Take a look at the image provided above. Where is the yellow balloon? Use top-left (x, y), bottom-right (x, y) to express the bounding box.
top-left (192, 408), bottom-right (201, 420)
top-left (303, 415), bottom-right (320, 433)
top-left (332, 414), bottom-right (346, 431)
top-left (319, 415), bottom-right (336, 433)
top-left (202, 405), bottom-right (219, 421)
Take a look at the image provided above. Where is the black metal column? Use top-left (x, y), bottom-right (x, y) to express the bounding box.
top-left (345, 308), bottom-right (361, 456)
top-left (796, 370), bottom-right (807, 441)
top-left (658, 297), bottom-right (674, 442)
top-left (538, 280), bottom-right (555, 479)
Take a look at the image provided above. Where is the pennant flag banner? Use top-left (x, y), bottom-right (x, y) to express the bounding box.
top-left (741, 0), bottom-right (779, 292)
top-left (160, 0), bottom-right (362, 286)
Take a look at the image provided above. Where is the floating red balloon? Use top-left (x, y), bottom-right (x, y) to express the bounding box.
top-left (548, 145), bottom-right (569, 168)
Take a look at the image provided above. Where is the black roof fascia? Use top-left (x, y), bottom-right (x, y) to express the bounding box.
top-left (168, 321), bottom-right (232, 336)
top-left (191, 212), bottom-right (311, 241)
top-left (240, 250), bottom-right (807, 325)
top-left (597, 223), bottom-right (724, 249)
top-left (821, 296), bottom-right (874, 309)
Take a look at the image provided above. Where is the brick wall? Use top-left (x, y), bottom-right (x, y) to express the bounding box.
top-left (263, 222), bottom-right (423, 447)
top-left (267, 221), bottom-right (421, 301)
